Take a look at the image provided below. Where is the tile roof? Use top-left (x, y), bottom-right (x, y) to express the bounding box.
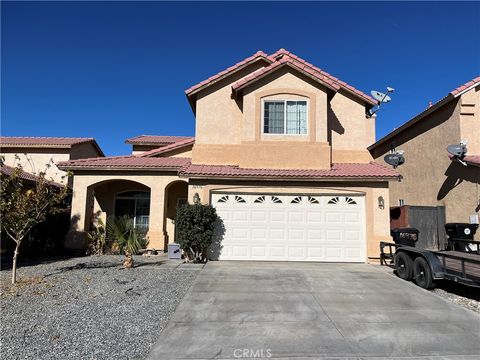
top-left (58, 153), bottom-right (400, 180)
top-left (185, 51), bottom-right (271, 95)
top-left (139, 138), bottom-right (195, 157)
top-left (450, 76), bottom-right (480, 96)
top-left (125, 135), bottom-right (193, 146)
top-left (185, 48), bottom-right (376, 106)
top-left (369, 76), bottom-right (480, 151)
top-left (1, 164), bottom-right (65, 188)
top-left (232, 49), bottom-right (376, 105)
top-left (179, 162), bottom-right (400, 180)
top-left (57, 156), bottom-right (190, 171)
top-left (1, 136), bottom-right (93, 147)
top-left (0, 136), bottom-right (104, 156)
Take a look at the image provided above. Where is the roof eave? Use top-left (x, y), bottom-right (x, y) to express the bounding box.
top-left (367, 94), bottom-right (455, 152)
top-left (185, 56), bottom-right (272, 99)
top-left (180, 174), bottom-right (401, 182)
top-left (232, 62), bottom-right (339, 96)
top-left (57, 165), bottom-right (183, 172)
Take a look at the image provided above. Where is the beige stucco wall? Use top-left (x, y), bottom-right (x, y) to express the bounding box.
top-left (70, 143), bottom-right (103, 160)
top-left (459, 86), bottom-right (480, 155)
top-left (1, 143), bottom-right (102, 183)
top-left (371, 88), bottom-right (480, 240)
top-left (187, 179), bottom-right (391, 261)
top-left (1, 148), bottom-right (70, 183)
top-left (66, 172), bottom-right (187, 251)
top-left (192, 65), bottom-right (374, 169)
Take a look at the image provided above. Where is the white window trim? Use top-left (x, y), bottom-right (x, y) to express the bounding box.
top-left (261, 99), bottom-right (309, 136)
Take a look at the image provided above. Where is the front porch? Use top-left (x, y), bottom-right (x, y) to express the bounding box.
top-left (65, 173), bottom-right (188, 251)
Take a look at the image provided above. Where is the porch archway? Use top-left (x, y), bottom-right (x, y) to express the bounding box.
top-left (163, 180), bottom-right (188, 249)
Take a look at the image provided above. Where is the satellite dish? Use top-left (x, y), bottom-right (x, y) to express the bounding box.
top-left (447, 143), bottom-right (467, 158)
top-left (371, 90), bottom-right (392, 104)
top-left (367, 86), bottom-right (395, 117)
top-left (384, 151), bottom-right (405, 168)
top-left (447, 141), bottom-right (468, 166)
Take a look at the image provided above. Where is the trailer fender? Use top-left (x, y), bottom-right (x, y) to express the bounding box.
top-left (395, 248), bottom-right (444, 279)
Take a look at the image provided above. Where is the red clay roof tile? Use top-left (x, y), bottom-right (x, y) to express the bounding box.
top-left (57, 156), bottom-right (190, 170)
top-left (185, 49), bottom-right (375, 105)
top-left (450, 76), bottom-right (480, 96)
top-left (1, 164), bottom-right (65, 188)
top-left (180, 162), bottom-right (400, 180)
top-left (139, 138), bottom-right (195, 157)
top-left (0, 136), bottom-right (95, 147)
top-left (125, 135), bottom-right (193, 146)
top-left (185, 51), bottom-right (271, 95)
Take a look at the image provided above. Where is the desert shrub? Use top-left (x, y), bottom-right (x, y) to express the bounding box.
top-left (175, 204), bottom-right (218, 263)
top-left (106, 216), bottom-right (148, 256)
top-left (87, 218), bottom-right (107, 255)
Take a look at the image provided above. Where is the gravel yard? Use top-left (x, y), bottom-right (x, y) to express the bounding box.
top-left (0, 255), bottom-right (200, 360)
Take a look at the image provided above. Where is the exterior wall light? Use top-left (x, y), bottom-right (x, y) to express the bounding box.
top-left (193, 193), bottom-right (201, 205)
top-left (378, 196), bottom-right (385, 210)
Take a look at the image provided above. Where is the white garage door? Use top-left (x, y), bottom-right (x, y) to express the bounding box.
top-left (212, 193), bottom-right (366, 262)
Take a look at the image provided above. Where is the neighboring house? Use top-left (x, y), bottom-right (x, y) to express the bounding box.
top-left (0, 137), bottom-right (104, 184)
top-left (369, 77), bottom-right (480, 240)
top-left (59, 49), bottom-right (400, 262)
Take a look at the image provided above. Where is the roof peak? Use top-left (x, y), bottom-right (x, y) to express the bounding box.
top-left (186, 49), bottom-right (376, 105)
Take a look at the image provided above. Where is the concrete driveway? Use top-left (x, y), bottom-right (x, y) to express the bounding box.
top-left (147, 262), bottom-right (480, 359)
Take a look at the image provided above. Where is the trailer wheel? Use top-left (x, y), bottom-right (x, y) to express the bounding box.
top-left (395, 251), bottom-right (413, 281)
top-left (413, 257), bottom-right (435, 290)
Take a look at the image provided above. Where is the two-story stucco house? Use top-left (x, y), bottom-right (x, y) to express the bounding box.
top-left (369, 77), bottom-right (480, 240)
top-left (0, 136), bottom-right (104, 184)
top-left (59, 49), bottom-right (400, 262)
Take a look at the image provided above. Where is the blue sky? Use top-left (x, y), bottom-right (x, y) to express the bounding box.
top-left (2, 1), bottom-right (479, 156)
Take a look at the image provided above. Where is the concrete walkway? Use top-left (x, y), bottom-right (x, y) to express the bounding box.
top-left (147, 262), bottom-right (480, 359)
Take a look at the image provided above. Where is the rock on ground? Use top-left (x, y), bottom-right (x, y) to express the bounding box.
top-left (0, 255), bottom-right (200, 360)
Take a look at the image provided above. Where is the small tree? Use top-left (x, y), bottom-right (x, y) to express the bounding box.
top-left (175, 203), bottom-right (218, 263)
top-left (0, 157), bottom-right (70, 284)
top-left (106, 215), bottom-right (148, 268)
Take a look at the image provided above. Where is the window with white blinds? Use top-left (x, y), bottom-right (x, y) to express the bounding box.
top-left (263, 100), bottom-right (308, 135)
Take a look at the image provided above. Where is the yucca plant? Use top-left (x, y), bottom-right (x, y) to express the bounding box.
top-left (106, 215), bottom-right (148, 268)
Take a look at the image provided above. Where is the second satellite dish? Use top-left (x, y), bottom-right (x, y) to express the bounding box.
top-left (384, 151), bottom-right (405, 168)
top-left (447, 140), bottom-right (468, 166)
top-left (371, 90), bottom-right (392, 103)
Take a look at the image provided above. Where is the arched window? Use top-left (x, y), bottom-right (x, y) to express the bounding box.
top-left (114, 191), bottom-right (150, 231)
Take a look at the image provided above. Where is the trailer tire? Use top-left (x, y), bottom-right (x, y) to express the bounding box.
top-left (413, 256), bottom-right (435, 290)
top-left (395, 251), bottom-right (413, 281)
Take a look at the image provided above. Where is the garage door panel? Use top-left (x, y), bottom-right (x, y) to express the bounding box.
top-left (288, 247), bottom-right (305, 258)
top-left (270, 211), bottom-right (285, 222)
top-left (345, 247), bottom-right (362, 259)
top-left (212, 193), bottom-right (365, 262)
top-left (307, 229), bottom-right (322, 242)
top-left (307, 247), bottom-right (324, 259)
top-left (251, 210), bottom-right (267, 222)
top-left (326, 230), bottom-right (342, 241)
top-left (287, 211), bottom-right (304, 223)
top-left (325, 247), bottom-right (343, 260)
top-left (269, 228), bottom-right (286, 241)
top-left (325, 212), bottom-right (343, 223)
top-left (251, 228), bottom-right (267, 240)
top-left (288, 228), bottom-right (304, 241)
top-left (307, 211), bottom-right (323, 223)
top-left (269, 247), bottom-right (288, 259)
top-left (344, 212), bottom-right (361, 223)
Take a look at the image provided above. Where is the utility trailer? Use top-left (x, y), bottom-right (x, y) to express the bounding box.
top-left (380, 223), bottom-right (480, 289)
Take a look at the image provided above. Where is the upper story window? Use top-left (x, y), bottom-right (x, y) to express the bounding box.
top-left (263, 100), bottom-right (308, 135)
